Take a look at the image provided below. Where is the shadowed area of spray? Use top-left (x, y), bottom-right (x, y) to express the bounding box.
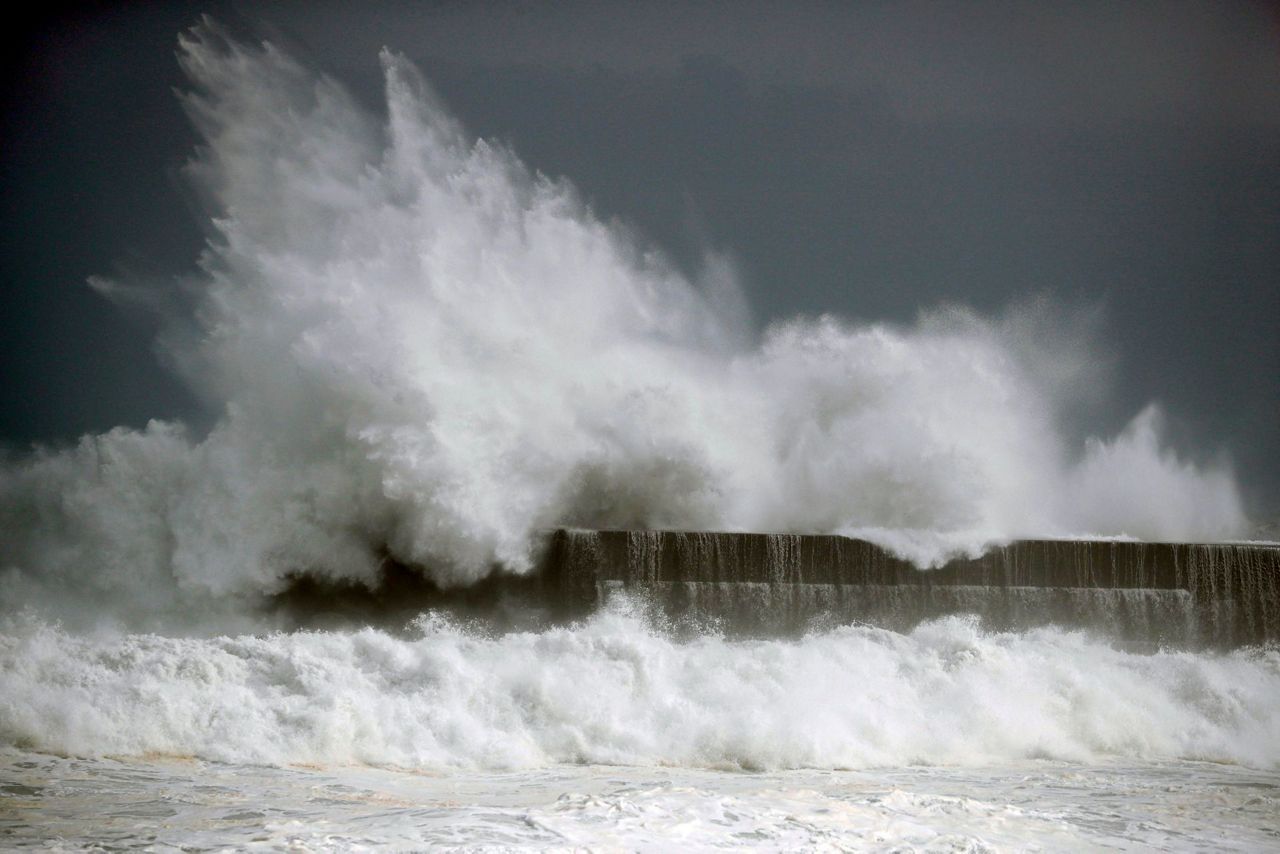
top-left (269, 548), bottom-right (563, 635)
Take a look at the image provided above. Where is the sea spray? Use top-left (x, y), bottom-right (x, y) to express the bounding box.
top-left (0, 21), bottom-right (1246, 632)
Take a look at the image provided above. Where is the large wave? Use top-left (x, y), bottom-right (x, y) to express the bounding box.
top-left (3, 604), bottom-right (1277, 770)
top-left (0, 22), bottom-right (1245, 632)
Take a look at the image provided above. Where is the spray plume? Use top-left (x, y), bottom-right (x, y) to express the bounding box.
top-left (0, 22), bottom-right (1245, 631)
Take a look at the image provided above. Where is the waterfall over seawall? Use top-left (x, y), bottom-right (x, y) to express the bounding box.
top-left (536, 531), bottom-right (1280, 647)
top-left (274, 531), bottom-right (1280, 647)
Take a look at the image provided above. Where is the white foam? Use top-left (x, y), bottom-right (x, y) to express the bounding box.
top-left (6, 750), bottom-right (1278, 851)
top-left (2, 603), bottom-right (1277, 771)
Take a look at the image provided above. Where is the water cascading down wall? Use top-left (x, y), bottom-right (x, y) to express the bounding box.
top-left (535, 531), bottom-right (1280, 647)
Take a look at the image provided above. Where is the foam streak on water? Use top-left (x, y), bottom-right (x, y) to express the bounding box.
top-left (4, 753), bottom-right (1280, 850)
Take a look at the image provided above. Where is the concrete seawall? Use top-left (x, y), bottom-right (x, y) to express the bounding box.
top-left (273, 530), bottom-right (1280, 646)
top-left (539, 530), bottom-right (1280, 646)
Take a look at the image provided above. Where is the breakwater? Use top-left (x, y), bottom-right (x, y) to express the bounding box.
top-left (276, 531), bottom-right (1280, 646)
top-left (540, 531), bottom-right (1280, 646)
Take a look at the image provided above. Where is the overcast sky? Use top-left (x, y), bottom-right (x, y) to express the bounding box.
top-left (3, 1), bottom-right (1278, 518)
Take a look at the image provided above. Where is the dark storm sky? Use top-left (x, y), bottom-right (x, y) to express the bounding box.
top-left (3, 2), bottom-right (1278, 519)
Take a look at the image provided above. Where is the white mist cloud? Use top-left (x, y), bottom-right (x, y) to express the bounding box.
top-left (0, 22), bottom-right (1247, 631)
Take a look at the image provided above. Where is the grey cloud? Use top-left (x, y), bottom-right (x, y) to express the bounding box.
top-left (268, 1), bottom-right (1280, 125)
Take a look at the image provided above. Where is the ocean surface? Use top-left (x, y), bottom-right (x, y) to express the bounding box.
top-left (3, 603), bottom-right (1279, 851)
top-left (5, 750), bottom-right (1279, 850)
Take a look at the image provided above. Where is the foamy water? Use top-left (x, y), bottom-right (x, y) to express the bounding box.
top-left (4, 603), bottom-right (1279, 772)
top-left (5, 752), bottom-right (1278, 851)
top-left (5, 603), bottom-right (1280, 850)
